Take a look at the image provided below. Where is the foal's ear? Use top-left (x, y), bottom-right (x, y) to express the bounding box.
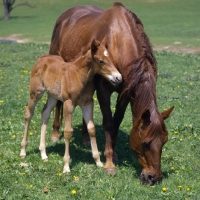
top-left (91, 39), bottom-right (101, 54)
top-left (161, 106), bottom-right (174, 120)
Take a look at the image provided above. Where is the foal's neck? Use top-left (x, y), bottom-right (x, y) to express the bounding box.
top-left (74, 50), bottom-right (95, 80)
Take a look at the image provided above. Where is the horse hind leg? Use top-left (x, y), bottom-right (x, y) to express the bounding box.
top-left (39, 95), bottom-right (57, 161)
top-left (51, 100), bottom-right (62, 142)
top-left (20, 90), bottom-right (44, 158)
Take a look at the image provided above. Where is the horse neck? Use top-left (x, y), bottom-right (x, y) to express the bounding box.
top-left (73, 51), bottom-right (95, 82)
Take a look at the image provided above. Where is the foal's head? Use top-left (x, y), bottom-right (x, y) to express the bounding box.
top-left (90, 39), bottom-right (122, 86)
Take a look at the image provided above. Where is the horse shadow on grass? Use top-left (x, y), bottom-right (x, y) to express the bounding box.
top-left (33, 124), bottom-right (170, 180)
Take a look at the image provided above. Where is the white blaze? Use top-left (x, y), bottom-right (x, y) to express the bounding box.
top-left (104, 50), bottom-right (108, 57)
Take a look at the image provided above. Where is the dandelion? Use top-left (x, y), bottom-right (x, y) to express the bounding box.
top-left (57, 173), bottom-right (62, 177)
top-left (73, 175), bottom-right (79, 182)
top-left (29, 184), bottom-right (33, 188)
top-left (0, 100), bottom-right (4, 103)
top-left (189, 82), bottom-right (193, 86)
top-left (21, 172), bottom-right (26, 175)
top-left (162, 187), bottom-right (167, 192)
top-left (174, 131), bottom-right (178, 134)
top-left (71, 189), bottom-right (76, 195)
top-left (93, 97), bottom-right (97, 101)
top-left (29, 132), bottom-right (33, 136)
top-left (177, 85), bottom-right (180, 88)
top-left (178, 185), bottom-right (182, 190)
top-left (171, 166), bottom-right (175, 170)
top-left (12, 134), bottom-right (16, 139)
top-left (186, 187), bottom-right (191, 191)
top-left (179, 138), bottom-right (183, 142)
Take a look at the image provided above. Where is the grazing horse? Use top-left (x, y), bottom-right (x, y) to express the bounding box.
top-left (49, 2), bottom-right (174, 185)
top-left (20, 39), bottom-right (122, 173)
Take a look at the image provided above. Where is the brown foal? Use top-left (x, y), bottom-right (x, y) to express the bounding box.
top-left (20, 39), bottom-right (122, 173)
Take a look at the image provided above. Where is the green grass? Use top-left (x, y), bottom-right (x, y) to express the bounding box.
top-left (0, 0), bottom-right (200, 199)
top-left (0, 42), bottom-right (200, 199)
top-left (0, 0), bottom-right (200, 47)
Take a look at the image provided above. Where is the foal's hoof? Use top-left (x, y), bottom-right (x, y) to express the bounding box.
top-left (82, 140), bottom-right (91, 148)
top-left (20, 155), bottom-right (26, 159)
top-left (104, 168), bottom-right (117, 175)
top-left (43, 158), bottom-right (48, 162)
top-left (51, 136), bottom-right (60, 143)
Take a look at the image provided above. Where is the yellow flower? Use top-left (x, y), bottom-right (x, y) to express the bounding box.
top-left (29, 184), bottom-right (33, 188)
top-left (0, 100), bottom-right (4, 103)
top-left (178, 185), bottom-right (182, 190)
top-left (162, 187), bottom-right (167, 192)
top-left (12, 134), bottom-right (16, 139)
top-left (174, 131), bottom-right (178, 134)
top-left (71, 190), bottom-right (76, 195)
top-left (29, 132), bottom-right (33, 136)
top-left (179, 138), bottom-right (183, 142)
top-left (57, 173), bottom-right (62, 177)
top-left (171, 166), bottom-right (175, 170)
top-left (93, 97), bottom-right (97, 101)
top-left (73, 175), bottom-right (79, 182)
top-left (186, 187), bottom-right (191, 191)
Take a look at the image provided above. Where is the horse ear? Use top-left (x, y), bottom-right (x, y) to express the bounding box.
top-left (141, 110), bottom-right (151, 130)
top-left (161, 106), bottom-right (174, 120)
top-left (91, 39), bottom-right (100, 54)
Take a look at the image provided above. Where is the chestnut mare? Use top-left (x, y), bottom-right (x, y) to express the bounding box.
top-left (49, 2), bottom-right (174, 185)
top-left (20, 39), bottom-right (122, 173)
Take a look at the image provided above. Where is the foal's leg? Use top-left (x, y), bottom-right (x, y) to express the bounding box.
top-left (51, 101), bottom-right (62, 142)
top-left (20, 91), bottom-right (44, 158)
top-left (39, 95), bottom-right (57, 161)
top-left (81, 100), bottom-right (103, 167)
top-left (63, 100), bottom-right (74, 173)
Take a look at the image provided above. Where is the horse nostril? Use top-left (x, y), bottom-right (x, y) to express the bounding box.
top-left (148, 174), bottom-right (154, 181)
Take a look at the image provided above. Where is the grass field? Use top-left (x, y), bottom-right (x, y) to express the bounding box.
top-left (0, 43), bottom-right (200, 199)
top-left (0, 0), bottom-right (200, 47)
top-left (0, 0), bottom-right (200, 199)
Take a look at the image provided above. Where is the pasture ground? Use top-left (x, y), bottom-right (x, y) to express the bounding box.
top-left (0, 0), bottom-right (200, 199)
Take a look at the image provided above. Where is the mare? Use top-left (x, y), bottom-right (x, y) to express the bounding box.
top-left (20, 39), bottom-right (122, 173)
top-left (49, 2), bottom-right (174, 185)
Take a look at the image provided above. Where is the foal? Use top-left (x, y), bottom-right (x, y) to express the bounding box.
top-left (20, 39), bottom-right (122, 173)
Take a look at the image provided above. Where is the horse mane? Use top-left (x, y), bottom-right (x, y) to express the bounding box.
top-left (117, 5), bottom-right (162, 143)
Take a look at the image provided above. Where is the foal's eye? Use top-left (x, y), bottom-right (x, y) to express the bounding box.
top-left (97, 59), bottom-right (104, 65)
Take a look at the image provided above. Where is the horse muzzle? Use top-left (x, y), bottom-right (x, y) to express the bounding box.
top-left (140, 172), bottom-right (162, 186)
top-left (108, 72), bottom-right (122, 86)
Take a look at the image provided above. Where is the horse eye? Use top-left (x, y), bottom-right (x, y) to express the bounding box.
top-left (97, 59), bottom-right (104, 65)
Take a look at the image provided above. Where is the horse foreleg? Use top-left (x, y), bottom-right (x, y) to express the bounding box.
top-left (40, 95), bottom-right (57, 161)
top-left (112, 95), bottom-right (129, 162)
top-left (63, 100), bottom-right (74, 173)
top-left (96, 83), bottom-right (116, 175)
top-left (51, 100), bottom-right (62, 142)
top-left (81, 100), bottom-right (103, 168)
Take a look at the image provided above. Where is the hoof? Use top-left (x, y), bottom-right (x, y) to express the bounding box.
top-left (104, 168), bottom-right (117, 175)
top-left (51, 136), bottom-right (59, 143)
top-left (82, 140), bottom-right (91, 148)
top-left (20, 155), bottom-right (26, 159)
top-left (43, 158), bottom-right (48, 162)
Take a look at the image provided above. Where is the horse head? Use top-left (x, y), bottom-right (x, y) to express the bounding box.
top-left (91, 39), bottom-right (122, 86)
top-left (130, 106), bottom-right (174, 185)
